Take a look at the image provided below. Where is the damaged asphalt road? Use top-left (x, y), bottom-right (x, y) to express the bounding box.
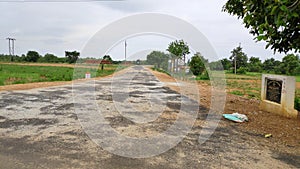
top-left (0, 66), bottom-right (298, 169)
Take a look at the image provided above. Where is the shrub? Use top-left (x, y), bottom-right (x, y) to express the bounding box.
top-left (295, 97), bottom-right (300, 111)
top-left (237, 67), bottom-right (248, 74)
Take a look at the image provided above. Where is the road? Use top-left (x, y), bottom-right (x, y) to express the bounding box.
top-left (0, 66), bottom-right (298, 168)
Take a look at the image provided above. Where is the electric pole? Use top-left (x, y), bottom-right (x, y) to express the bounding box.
top-left (124, 40), bottom-right (127, 63)
top-left (234, 52), bottom-right (237, 75)
top-left (6, 38), bottom-right (16, 62)
top-left (234, 43), bottom-right (241, 75)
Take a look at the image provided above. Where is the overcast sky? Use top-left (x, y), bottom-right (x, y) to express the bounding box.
top-left (0, 0), bottom-right (289, 61)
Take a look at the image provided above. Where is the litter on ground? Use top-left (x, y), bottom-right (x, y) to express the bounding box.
top-left (223, 113), bottom-right (249, 123)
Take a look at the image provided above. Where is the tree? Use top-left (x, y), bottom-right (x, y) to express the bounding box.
top-left (220, 58), bottom-right (231, 70)
top-left (248, 57), bottom-right (262, 72)
top-left (65, 51), bottom-right (79, 64)
top-left (103, 55), bottom-right (113, 62)
top-left (223, 0), bottom-right (300, 53)
top-left (280, 54), bottom-right (300, 75)
top-left (189, 52), bottom-right (207, 76)
top-left (26, 51), bottom-right (40, 62)
top-left (229, 46), bottom-right (248, 73)
top-left (262, 58), bottom-right (281, 73)
top-left (39, 53), bottom-right (59, 63)
top-left (146, 51), bottom-right (169, 69)
top-left (167, 39), bottom-right (190, 64)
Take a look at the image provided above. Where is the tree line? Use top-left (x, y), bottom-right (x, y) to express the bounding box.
top-left (146, 40), bottom-right (300, 77)
top-left (210, 46), bottom-right (300, 76)
top-left (0, 51), bottom-right (77, 63)
top-left (0, 50), bottom-right (118, 64)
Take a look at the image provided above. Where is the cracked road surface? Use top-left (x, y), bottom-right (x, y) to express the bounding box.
top-left (0, 66), bottom-right (298, 168)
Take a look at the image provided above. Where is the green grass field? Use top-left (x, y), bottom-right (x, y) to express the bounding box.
top-left (204, 71), bottom-right (300, 110)
top-left (190, 70), bottom-right (300, 99)
top-left (0, 64), bottom-right (120, 85)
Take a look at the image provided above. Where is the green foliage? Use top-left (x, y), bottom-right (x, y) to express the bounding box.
top-left (25, 51), bottom-right (40, 62)
top-left (103, 55), bottom-right (113, 62)
top-left (280, 54), bottom-right (300, 75)
top-left (167, 39), bottom-right (190, 63)
top-left (151, 67), bottom-right (171, 76)
top-left (209, 60), bottom-right (226, 71)
top-left (262, 58), bottom-right (281, 73)
top-left (65, 51), bottom-right (80, 64)
top-left (0, 64), bottom-right (73, 85)
top-left (262, 54), bottom-right (300, 75)
top-left (0, 64), bottom-right (118, 85)
top-left (221, 58), bottom-right (231, 70)
top-left (38, 53), bottom-right (63, 63)
top-left (229, 46), bottom-right (248, 73)
top-left (146, 51), bottom-right (169, 70)
top-left (223, 0), bottom-right (300, 53)
top-left (198, 70), bottom-right (210, 80)
top-left (230, 90), bottom-right (244, 96)
top-left (248, 57), bottom-right (262, 72)
top-left (295, 97), bottom-right (300, 111)
top-left (189, 52), bottom-right (207, 76)
top-left (236, 66), bottom-right (248, 74)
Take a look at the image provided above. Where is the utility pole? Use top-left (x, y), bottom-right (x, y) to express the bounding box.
top-left (12, 38), bottom-right (15, 55)
top-left (234, 42), bottom-right (241, 75)
top-left (124, 40), bottom-right (127, 63)
top-left (234, 52), bottom-right (237, 75)
top-left (6, 38), bottom-right (16, 61)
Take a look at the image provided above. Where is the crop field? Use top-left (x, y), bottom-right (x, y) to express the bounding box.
top-left (225, 72), bottom-right (262, 99)
top-left (0, 63), bottom-right (120, 85)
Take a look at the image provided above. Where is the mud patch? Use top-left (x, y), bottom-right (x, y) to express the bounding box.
top-left (133, 82), bottom-right (157, 86)
top-left (0, 118), bottom-right (58, 128)
top-left (272, 152), bottom-right (300, 168)
top-left (106, 116), bottom-right (135, 128)
top-left (63, 129), bottom-right (86, 136)
top-left (96, 94), bottom-right (113, 101)
top-left (167, 102), bottom-right (181, 110)
top-left (40, 103), bottom-right (74, 115)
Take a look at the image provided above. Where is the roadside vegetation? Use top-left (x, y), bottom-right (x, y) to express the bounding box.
top-left (0, 49), bottom-right (129, 86)
top-left (0, 63), bottom-right (119, 86)
top-left (145, 38), bottom-right (300, 111)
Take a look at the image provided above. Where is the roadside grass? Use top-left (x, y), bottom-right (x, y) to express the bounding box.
top-left (296, 76), bottom-right (300, 82)
top-left (0, 64), bottom-right (119, 85)
top-left (151, 67), bottom-right (171, 76)
top-left (215, 72), bottom-right (299, 99)
top-left (197, 71), bottom-right (300, 110)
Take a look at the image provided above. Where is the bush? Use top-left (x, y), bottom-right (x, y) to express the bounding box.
top-left (195, 70), bottom-right (210, 80)
top-left (237, 67), bottom-right (248, 74)
top-left (295, 97), bottom-right (300, 111)
top-left (151, 67), bottom-right (171, 76)
top-left (200, 70), bottom-right (210, 80)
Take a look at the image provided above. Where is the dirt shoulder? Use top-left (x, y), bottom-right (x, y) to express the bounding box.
top-left (149, 69), bottom-right (300, 149)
